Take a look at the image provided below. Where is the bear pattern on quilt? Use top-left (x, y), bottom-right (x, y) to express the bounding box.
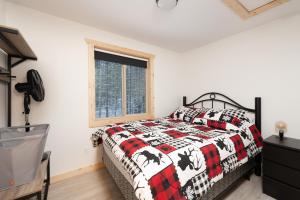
top-left (94, 114), bottom-right (263, 200)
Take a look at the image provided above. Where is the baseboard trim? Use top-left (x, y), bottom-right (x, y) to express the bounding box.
top-left (51, 162), bottom-right (106, 183)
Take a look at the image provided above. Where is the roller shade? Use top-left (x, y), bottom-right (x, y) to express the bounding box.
top-left (94, 51), bottom-right (147, 68)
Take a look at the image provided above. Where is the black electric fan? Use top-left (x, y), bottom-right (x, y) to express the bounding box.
top-left (15, 69), bottom-right (45, 130)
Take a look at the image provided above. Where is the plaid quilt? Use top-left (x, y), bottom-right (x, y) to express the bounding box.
top-left (92, 117), bottom-right (263, 200)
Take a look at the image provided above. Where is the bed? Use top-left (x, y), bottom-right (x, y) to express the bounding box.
top-left (93, 92), bottom-right (263, 200)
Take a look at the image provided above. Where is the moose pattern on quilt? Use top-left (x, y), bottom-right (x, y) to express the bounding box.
top-left (94, 117), bottom-right (263, 200)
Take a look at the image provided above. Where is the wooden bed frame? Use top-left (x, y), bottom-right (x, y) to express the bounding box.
top-left (102, 92), bottom-right (262, 200)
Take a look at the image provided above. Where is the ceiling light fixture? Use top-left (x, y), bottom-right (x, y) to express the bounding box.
top-left (156, 0), bottom-right (179, 9)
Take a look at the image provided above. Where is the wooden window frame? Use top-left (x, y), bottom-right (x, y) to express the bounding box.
top-left (223, 0), bottom-right (288, 19)
top-left (86, 39), bottom-right (155, 127)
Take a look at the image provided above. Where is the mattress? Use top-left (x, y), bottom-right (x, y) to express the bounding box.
top-left (97, 117), bottom-right (263, 200)
top-left (103, 142), bottom-right (133, 185)
top-left (102, 145), bottom-right (256, 200)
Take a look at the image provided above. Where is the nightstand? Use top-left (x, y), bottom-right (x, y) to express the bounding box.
top-left (263, 135), bottom-right (300, 200)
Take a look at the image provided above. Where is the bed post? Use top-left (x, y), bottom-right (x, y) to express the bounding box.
top-left (255, 97), bottom-right (262, 176)
top-left (255, 97), bottom-right (261, 132)
top-left (183, 96), bottom-right (187, 106)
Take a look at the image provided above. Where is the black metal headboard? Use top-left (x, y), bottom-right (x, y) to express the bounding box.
top-left (183, 92), bottom-right (261, 132)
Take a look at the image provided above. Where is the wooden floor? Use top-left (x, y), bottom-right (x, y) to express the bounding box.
top-left (48, 169), bottom-right (274, 200)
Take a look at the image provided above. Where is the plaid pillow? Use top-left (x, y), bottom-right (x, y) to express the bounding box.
top-left (194, 108), bottom-right (252, 127)
top-left (170, 106), bottom-right (205, 123)
top-left (192, 117), bottom-right (240, 132)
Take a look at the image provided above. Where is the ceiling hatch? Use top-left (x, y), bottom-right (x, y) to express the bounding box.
top-left (224, 0), bottom-right (289, 19)
top-left (239, 0), bottom-right (274, 11)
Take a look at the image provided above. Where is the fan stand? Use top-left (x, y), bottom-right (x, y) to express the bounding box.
top-left (24, 92), bottom-right (31, 132)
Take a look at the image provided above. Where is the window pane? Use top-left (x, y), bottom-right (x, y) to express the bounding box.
top-left (126, 65), bottom-right (146, 115)
top-left (95, 60), bottom-right (122, 118)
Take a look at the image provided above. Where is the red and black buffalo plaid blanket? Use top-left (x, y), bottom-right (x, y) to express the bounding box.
top-left (92, 117), bottom-right (263, 200)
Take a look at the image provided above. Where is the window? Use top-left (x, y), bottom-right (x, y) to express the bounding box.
top-left (87, 39), bottom-right (154, 127)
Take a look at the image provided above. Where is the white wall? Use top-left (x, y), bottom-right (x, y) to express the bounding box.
top-left (0, 53), bottom-right (7, 128)
top-left (0, 0), bottom-right (7, 127)
top-left (182, 13), bottom-right (300, 140)
top-left (5, 2), bottom-right (184, 176)
top-left (0, 0), bottom-right (5, 23)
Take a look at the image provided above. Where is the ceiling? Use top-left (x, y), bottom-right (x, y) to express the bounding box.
top-left (7, 0), bottom-right (300, 52)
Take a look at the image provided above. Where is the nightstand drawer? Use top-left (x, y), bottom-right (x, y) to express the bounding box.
top-left (263, 160), bottom-right (300, 189)
top-left (263, 176), bottom-right (300, 200)
top-left (263, 144), bottom-right (300, 170)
